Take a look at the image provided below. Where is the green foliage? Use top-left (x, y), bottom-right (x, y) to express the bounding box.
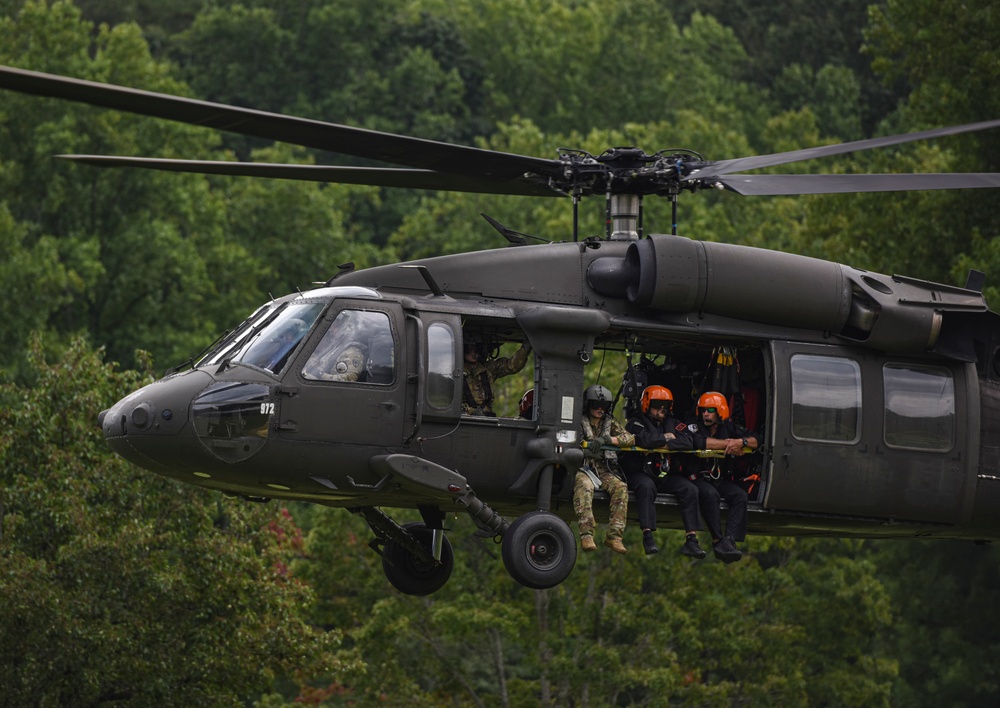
top-left (867, 0), bottom-right (1000, 129)
top-left (297, 515), bottom-right (897, 705)
top-left (0, 335), bottom-right (349, 705)
top-left (675, 0), bottom-right (898, 133)
top-left (872, 540), bottom-right (1000, 707)
top-left (773, 64), bottom-right (863, 140)
top-left (0, 1), bottom-right (390, 371)
top-left (3, 1), bottom-right (1000, 705)
top-left (416, 0), bottom-right (768, 139)
top-left (865, 0), bottom-right (1000, 302)
top-left (171, 0), bottom-right (488, 143)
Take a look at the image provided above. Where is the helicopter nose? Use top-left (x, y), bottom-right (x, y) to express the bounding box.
top-left (101, 370), bottom-right (214, 473)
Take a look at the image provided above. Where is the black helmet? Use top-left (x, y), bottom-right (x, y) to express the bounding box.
top-left (464, 340), bottom-right (484, 361)
top-left (583, 384), bottom-right (613, 413)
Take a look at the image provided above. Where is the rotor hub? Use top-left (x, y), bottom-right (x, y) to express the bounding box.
top-left (550, 146), bottom-right (711, 197)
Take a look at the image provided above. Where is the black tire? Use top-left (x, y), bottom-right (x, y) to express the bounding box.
top-left (501, 511), bottom-right (577, 589)
top-left (381, 522), bottom-right (454, 596)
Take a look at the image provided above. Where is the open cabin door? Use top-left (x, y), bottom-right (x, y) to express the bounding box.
top-left (766, 341), bottom-right (978, 525)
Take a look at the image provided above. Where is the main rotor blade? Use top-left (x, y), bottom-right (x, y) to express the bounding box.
top-left (58, 155), bottom-right (565, 197)
top-left (0, 65), bottom-right (560, 180)
top-left (690, 118), bottom-right (1000, 179)
top-left (719, 172), bottom-right (1000, 196)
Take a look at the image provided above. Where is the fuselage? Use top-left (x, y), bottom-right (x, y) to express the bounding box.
top-left (100, 235), bottom-right (1000, 541)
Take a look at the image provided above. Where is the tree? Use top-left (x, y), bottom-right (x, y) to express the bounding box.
top-left (674, 0), bottom-right (901, 133)
top-left (0, 336), bottom-right (351, 705)
top-left (865, 0), bottom-right (1000, 300)
top-left (298, 508), bottom-right (898, 705)
top-left (0, 1), bottom-right (386, 371)
top-left (870, 540), bottom-right (1000, 707)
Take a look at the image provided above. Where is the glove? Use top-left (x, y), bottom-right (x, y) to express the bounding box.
top-left (596, 434), bottom-right (613, 447)
top-left (584, 443), bottom-right (603, 459)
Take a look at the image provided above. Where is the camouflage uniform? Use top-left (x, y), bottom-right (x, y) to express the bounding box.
top-left (574, 414), bottom-right (635, 539)
top-left (318, 342), bottom-right (366, 382)
top-left (462, 345), bottom-right (530, 416)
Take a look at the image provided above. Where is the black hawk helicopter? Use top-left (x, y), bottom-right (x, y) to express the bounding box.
top-left (5, 64), bottom-right (1000, 595)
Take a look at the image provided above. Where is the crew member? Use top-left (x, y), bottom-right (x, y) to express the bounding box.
top-left (317, 341), bottom-right (367, 382)
top-left (686, 391), bottom-right (759, 563)
top-left (575, 385), bottom-right (634, 554)
top-left (621, 386), bottom-right (705, 557)
top-left (462, 338), bottom-right (530, 416)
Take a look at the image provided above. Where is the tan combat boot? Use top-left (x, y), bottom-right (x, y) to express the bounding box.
top-left (581, 535), bottom-right (597, 552)
top-left (604, 537), bottom-right (627, 554)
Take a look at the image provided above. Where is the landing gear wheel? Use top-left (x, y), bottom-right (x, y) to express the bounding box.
top-left (501, 511), bottom-right (577, 589)
top-left (381, 522), bottom-right (454, 596)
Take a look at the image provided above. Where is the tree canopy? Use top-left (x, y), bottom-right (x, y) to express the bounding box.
top-left (3, 0), bottom-right (1000, 705)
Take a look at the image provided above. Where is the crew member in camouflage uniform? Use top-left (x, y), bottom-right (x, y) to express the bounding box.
top-left (462, 339), bottom-right (531, 416)
top-left (574, 385), bottom-right (634, 554)
top-left (302, 339), bottom-right (368, 382)
top-left (318, 341), bottom-right (367, 382)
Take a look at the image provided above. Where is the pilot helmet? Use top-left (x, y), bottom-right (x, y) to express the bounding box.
top-left (279, 318), bottom-right (306, 341)
top-left (641, 385), bottom-right (673, 413)
top-left (697, 391), bottom-right (730, 420)
top-left (464, 340), bottom-right (485, 361)
top-left (583, 384), bottom-right (613, 413)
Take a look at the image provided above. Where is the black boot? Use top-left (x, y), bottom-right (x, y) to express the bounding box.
top-left (680, 534), bottom-right (706, 559)
top-left (642, 530), bottom-right (659, 555)
top-left (713, 536), bottom-right (743, 563)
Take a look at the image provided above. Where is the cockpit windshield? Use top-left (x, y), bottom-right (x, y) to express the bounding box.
top-left (198, 303), bottom-right (273, 368)
top-left (204, 302), bottom-right (325, 374)
top-left (195, 287), bottom-right (381, 373)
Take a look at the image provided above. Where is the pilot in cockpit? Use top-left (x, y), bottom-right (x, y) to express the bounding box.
top-left (315, 340), bottom-right (368, 382)
top-left (301, 310), bottom-right (370, 382)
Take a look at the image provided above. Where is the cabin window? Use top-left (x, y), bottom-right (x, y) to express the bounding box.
top-left (302, 309), bottom-right (395, 384)
top-left (883, 364), bottom-right (955, 451)
top-left (427, 322), bottom-right (456, 409)
top-left (790, 354), bottom-right (862, 443)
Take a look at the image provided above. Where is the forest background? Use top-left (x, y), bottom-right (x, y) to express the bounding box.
top-left (2, 0), bottom-right (1000, 705)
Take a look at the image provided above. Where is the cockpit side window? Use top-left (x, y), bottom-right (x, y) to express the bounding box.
top-left (302, 309), bottom-right (395, 384)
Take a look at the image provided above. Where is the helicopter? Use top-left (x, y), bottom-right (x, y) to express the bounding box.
top-left (5, 64), bottom-right (1000, 596)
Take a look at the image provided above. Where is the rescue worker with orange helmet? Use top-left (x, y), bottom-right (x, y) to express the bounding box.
top-left (685, 391), bottom-right (759, 563)
top-left (621, 385), bottom-right (703, 557)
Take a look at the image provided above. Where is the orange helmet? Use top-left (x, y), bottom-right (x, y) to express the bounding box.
top-left (519, 389), bottom-right (534, 417)
top-left (640, 385), bottom-right (673, 414)
top-left (697, 391), bottom-right (730, 420)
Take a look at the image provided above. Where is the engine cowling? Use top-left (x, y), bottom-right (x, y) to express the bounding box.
top-left (587, 234), bottom-right (990, 356)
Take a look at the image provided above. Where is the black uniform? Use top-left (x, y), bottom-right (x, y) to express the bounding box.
top-left (686, 419), bottom-right (758, 542)
top-left (621, 412), bottom-right (698, 532)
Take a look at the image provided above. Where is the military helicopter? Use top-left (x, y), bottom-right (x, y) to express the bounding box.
top-left (5, 64), bottom-right (1000, 596)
